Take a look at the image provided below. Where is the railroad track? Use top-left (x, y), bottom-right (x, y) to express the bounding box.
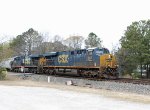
top-left (10, 72), bottom-right (150, 85)
top-left (113, 78), bottom-right (150, 85)
top-left (38, 73), bottom-right (150, 85)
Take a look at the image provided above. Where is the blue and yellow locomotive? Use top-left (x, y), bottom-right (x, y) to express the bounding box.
top-left (11, 47), bottom-right (118, 79)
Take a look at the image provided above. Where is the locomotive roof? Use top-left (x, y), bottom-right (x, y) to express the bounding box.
top-left (27, 47), bottom-right (109, 58)
top-left (43, 52), bottom-right (57, 56)
top-left (29, 54), bottom-right (40, 58)
top-left (86, 47), bottom-right (98, 50)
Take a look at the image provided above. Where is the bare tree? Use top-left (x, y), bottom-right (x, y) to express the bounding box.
top-left (9, 28), bottom-right (44, 55)
top-left (52, 35), bottom-right (69, 51)
top-left (64, 35), bottom-right (84, 49)
top-left (53, 35), bottom-right (63, 42)
top-left (37, 35), bottom-right (69, 53)
top-left (22, 28), bottom-right (41, 55)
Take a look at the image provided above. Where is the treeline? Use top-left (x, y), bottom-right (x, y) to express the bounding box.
top-left (0, 20), bottom-right (149, 78)
top-left (0, 29), bottom-right (101, 60)
top-left (116, 20), bottom-right (150, 78)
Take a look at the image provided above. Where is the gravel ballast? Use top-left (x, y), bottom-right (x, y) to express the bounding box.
top-left (16, 73), bottom-right (150, 95)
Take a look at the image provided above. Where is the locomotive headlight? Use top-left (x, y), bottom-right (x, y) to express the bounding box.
top-left (107, 65), bottom-right (110, 67)
top-left (115, 65), bottom-right (118, 67)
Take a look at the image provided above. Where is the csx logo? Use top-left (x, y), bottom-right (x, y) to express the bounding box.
top-left (25, 58), bottom-right (30, 64)
top-left (58, 55), bottom-right (68, 63)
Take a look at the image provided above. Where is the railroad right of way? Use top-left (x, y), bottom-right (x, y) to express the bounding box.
top-left (7, 72), bottom-right (150, 95)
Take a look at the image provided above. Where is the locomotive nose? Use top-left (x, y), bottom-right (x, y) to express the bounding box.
top-left (100, 54), bottom-right (117, 68)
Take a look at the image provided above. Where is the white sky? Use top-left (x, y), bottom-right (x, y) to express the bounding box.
top-left (0, 0), bottom-right (150, 50)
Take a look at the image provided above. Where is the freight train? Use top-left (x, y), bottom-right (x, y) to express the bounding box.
top-left (2, 47), bottom-right (118, 79)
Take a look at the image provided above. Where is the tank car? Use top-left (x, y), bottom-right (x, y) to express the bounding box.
top-left (0, 57), bottom-right (17, 71)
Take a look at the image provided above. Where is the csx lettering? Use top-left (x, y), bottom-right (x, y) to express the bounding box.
top-left (25, 58), bottom-right (30, 64)
top-left (58, 55), bottom-right (68, 63)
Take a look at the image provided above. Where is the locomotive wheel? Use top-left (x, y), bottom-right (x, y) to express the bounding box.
top-left (33, 69), bottom-right (37, 74)
top-left (49, 70), bottom-right (54, 75)
top-left (77, 69), bottom-right (83, 77)
top-left (52, 70), bottom-right (56, 75)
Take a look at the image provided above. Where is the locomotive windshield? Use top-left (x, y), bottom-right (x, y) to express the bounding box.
top-left (96, 48), bottom-right (110, 55)
top-left (103, 48), bottom-right (110, 54)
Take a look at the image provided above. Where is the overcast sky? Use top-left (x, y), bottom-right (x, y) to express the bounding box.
top-left (0, 0), bottom-right (150, 50)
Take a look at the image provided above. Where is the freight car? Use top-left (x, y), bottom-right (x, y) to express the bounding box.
top-left (11, 47), bottom-right (118, 79)
top-left (0, 57), bottom-right (16, 71)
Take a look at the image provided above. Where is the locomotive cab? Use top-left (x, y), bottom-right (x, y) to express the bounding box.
top-left (86, 47), bottom-right (118, 79)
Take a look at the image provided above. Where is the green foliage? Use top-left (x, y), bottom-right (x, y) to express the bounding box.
top-left (85, 32), bottom-right (102, 48)
top-left (131, 70), bottom-right (141, 79)
top-left (116, 48), bottom-right (137, 75)
top-left (0, 42), bottom-right (14, 62)
top-left (120, 20), bottom-right (150, 63)
top-left (9, 35), bottom-right (26, 56)
top-left (118, 20), bottom-right (150, 77)
top-left (0, 67), bottom-right (7, 80)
